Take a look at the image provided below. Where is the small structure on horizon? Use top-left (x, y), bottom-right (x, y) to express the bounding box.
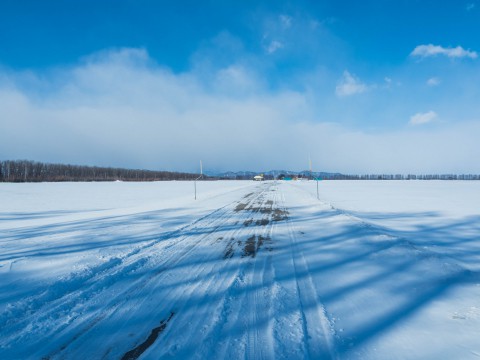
top-left (253, 174), bottom-right (264, 181)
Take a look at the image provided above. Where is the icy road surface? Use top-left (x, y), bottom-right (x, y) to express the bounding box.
top-left (1, 180), bottom-right (480, 359)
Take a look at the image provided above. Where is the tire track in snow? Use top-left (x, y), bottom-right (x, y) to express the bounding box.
top-left (183, 185), bottom-right (276, 358)
top-left (185, 184), bottom-right (278, 360)
top-left (1, 184), bottom-right (268, 359)
top-left (1, 203), bottom-right (227, 330)
top-left (137, 186), bottom-right (275, 359)
top-left (244, 186), bottom-right (277, 360)
top-left (39, 184), bottom-right (273, 359)
top-left (277, 186), bottom-right (337, 360)
top-left (32, 216), bottom-right (230, 359)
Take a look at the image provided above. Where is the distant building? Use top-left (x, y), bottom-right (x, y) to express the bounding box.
top-left (253, 174), bottom-right (264, 181)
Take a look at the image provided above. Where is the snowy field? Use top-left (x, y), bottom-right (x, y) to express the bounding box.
top-left (1, 180), bottom-right (479, 359)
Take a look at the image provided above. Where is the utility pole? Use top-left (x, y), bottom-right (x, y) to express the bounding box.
top-left (309, 155), bottom-right (312, 180)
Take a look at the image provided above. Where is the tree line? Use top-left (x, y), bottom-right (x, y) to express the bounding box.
top-left (0, 160), bottom-right (203, 182)
top-left (315, 173), bottom-right (480, 180)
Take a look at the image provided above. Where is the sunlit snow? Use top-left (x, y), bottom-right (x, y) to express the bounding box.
top-left (1, 180), bottom-right (479, 359)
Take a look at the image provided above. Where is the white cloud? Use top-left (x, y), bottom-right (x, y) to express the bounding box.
top-left (1, 48), bottom-right (479, 174)
top-left (279, 15), bottom-right (292, 29)
top-left (427, 77), bottom-right (441, 86)
top-left (335, 71), bottom-right (368, 97)
top-left (411, 44), bottom-right (478, 59)
top-left (214, 65), bottom-right (260, 95)
top-left (266, 40), bottom-right (284, 54)
top-left (409, 111), bottom-right (438, 125)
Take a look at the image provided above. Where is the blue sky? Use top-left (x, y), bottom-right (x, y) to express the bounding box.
top-left (1, 0), bottom-right (480, 173)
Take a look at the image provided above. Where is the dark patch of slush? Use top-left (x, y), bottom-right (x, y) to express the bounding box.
top-left (121, 312), bottom-right (175, 360)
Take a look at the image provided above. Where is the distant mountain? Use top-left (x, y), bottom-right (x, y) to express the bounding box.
top-left (204, 170), bottom-right (257, 179)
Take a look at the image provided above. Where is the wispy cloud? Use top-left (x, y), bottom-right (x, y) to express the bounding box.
top-left (466, 3), bottom-right (475, 11)
top-left (266, 40), bottom-right (284, 54)
top-left (335, 71), bottom-right (368, 97)
top-left (427, 77), bottom-right (441, 86)
top-left (411, 44), bottom-right (478, 59)
top-left (409, 111), bottom-right (438, 125)
top-left (279, 15), bottom-right (292, 29)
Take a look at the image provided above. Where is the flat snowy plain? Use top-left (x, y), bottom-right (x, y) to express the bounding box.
top-left (1, 180), bottom-right (479, 359)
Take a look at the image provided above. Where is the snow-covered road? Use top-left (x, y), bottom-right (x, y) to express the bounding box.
top-left (1, 181), bottom-right (479, 359)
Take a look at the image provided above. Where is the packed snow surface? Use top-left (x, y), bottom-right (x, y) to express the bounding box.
top-left (1, 180), bottom-right (479, 359)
